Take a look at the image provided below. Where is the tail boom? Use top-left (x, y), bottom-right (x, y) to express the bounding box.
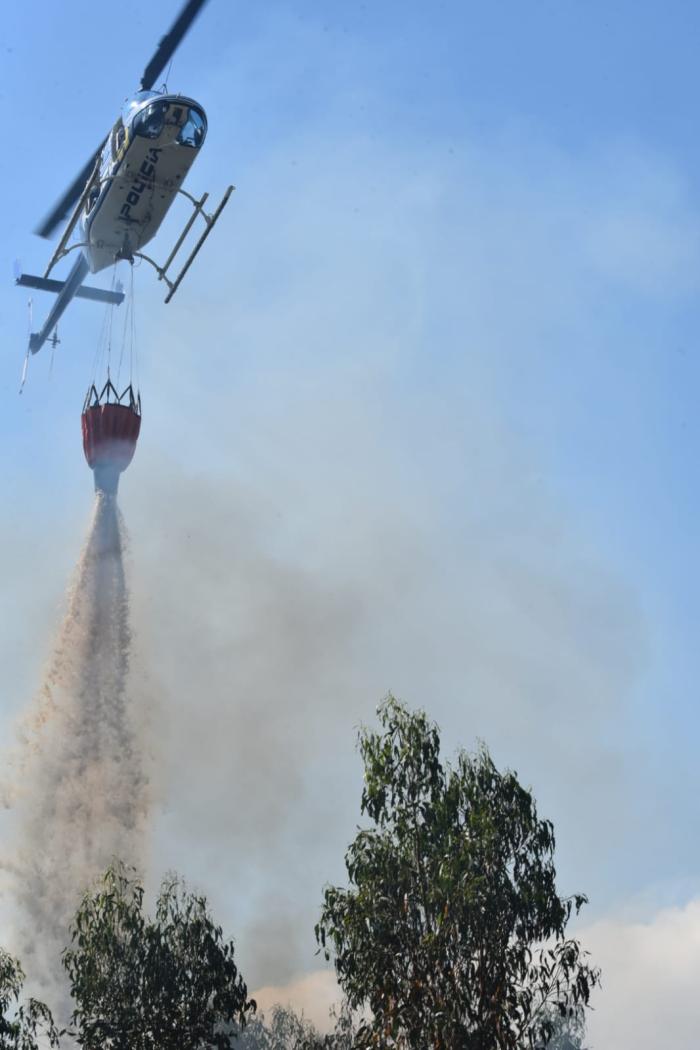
top-left (25, 254), bottom-right (90, 355)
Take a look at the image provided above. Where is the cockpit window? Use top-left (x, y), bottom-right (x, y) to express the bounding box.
top-left (111, 119), bottom-right (126, 159)
top-left (131, 101), bottom-right (207, 147)
top-left (86, 183), bottom-right (100, 214)
top-left (132, 101), bottom-right (169, 140)
top-left (178, 109), bottom-right (207, 148)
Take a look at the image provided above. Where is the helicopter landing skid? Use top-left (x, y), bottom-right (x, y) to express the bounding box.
top-left (132, 184), bottom-right (234, 304)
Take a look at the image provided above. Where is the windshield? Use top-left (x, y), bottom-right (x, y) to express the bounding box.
top-left (132, 101), bottom-right (169, 140)
top-left (178, 109), bottom-right (206, 148)
top-left (131, 101), bottom-right (207, 147)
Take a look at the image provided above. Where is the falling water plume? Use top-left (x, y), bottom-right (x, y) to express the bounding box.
top-left (8, 491), bottom-right (149, 1012)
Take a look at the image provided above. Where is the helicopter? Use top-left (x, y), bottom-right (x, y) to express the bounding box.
top-left (16, 0), bottom-right (232, 360)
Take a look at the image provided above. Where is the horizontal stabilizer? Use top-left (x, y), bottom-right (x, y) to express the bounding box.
top-left (15, 273), bottom-right (124, 305)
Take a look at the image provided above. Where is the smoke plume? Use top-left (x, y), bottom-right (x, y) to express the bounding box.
top-left (5, 492), bottom-right (149, 1009)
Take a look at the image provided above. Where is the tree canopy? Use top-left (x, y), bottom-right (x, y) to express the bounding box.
top-left (542, 1006), bottom-right (587, 1050)
top-left (0, 949), bottom-right (59, 1050)
top-left (62, 863), bottom-right (255, 1050)
top-left (233, 1005), bottom-right (321, 1050)
top-left (316, 697), bottom-right (600, 1049)
top-left (234, 1002), bottom-right (357, 1050)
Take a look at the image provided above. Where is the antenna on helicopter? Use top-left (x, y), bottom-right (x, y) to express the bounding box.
top-left (162, 57), bottom-right (175, 93)
top-left (19, 297), bottom-right (32, 393)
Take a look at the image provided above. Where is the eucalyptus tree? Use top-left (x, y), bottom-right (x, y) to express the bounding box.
top-left (232, 1001), bottom-right (356, 1049)
top-left (233, 1005), bottom-right (321, 1050)
top-left (0, 949), bottom-right (59, 1050)
top-left (543, 1006), bottom-right (588, 1050)
top-left (63, 863), bottom-right (254, 1050)
top-left (316, 697), bottom-right (600, 1049)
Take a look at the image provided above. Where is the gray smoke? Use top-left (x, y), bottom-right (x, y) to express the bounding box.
top-left (5, 492), bottom-right (149, 1011)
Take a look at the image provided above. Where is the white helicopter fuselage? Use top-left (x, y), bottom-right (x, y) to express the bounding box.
top-left (24, 85), bottom-right (232, 359)
top-left (81, 91), bottom-right (207, 273)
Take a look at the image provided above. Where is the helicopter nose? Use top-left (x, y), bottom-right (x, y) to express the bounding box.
top-left (160, 123), bottom-right (181, 146)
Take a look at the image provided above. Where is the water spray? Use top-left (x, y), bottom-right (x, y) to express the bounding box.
top-left (7, 338), bottom-right (146, 1009)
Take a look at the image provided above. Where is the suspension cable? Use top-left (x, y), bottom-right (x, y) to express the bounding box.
top-left (90, 263), bottom-right (118, 388)
top-left (116, 263), bottom-right (136, 390)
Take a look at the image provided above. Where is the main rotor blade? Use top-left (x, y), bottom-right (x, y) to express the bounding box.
top-left (140, 0), bottom-right (210, 91)
top-left (35, 142), bottom-right (105, 240)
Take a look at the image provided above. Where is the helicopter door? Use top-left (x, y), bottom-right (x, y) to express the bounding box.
top-left (111, 119), bottom-right (127, 161)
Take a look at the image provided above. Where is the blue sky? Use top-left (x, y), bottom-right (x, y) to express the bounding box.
top-left (2, 2), bottom-right (700, 1045)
